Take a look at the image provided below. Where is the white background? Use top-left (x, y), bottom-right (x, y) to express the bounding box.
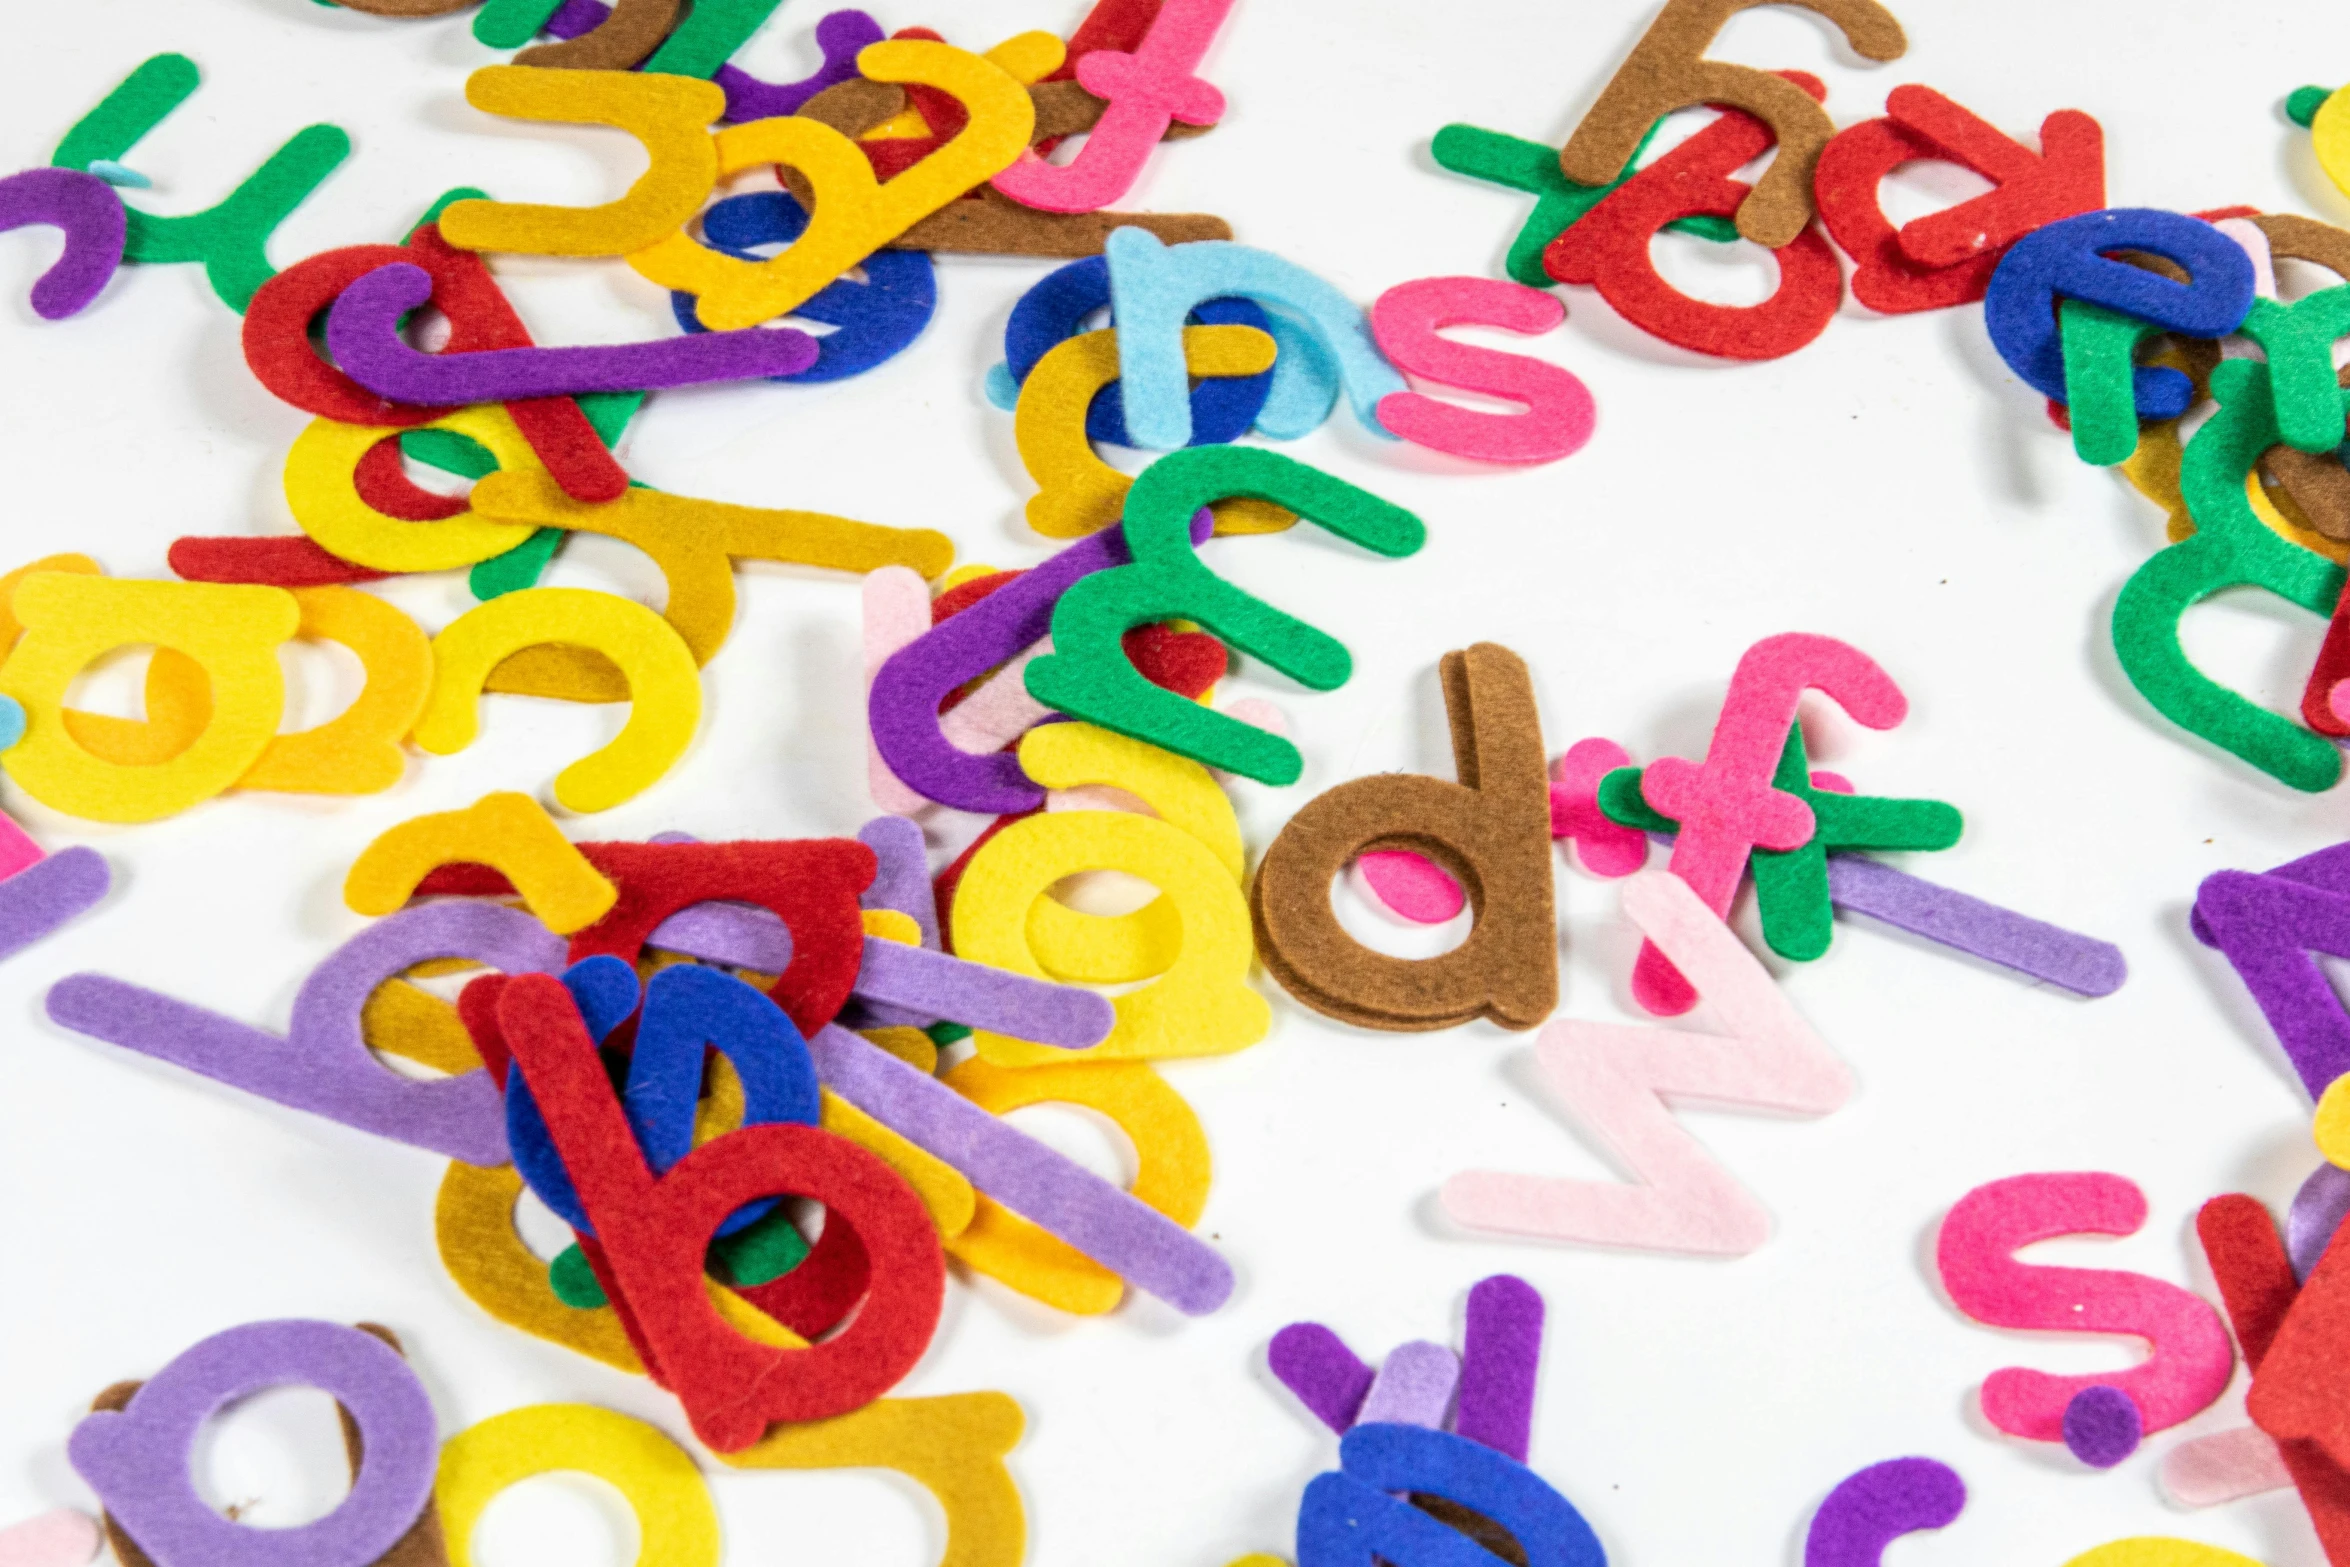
top-left (0, 1), bottom-right (2346, 1564)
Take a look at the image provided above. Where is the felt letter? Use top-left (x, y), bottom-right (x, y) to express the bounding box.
top-left (1805, 1459), bottom-right (1967, 1567)
top-left (1252, 643), bottom-right (1556, 1032)
top-left (51, 54), bottom-right (350, 312)
top-left (414, 588), bottom-right (704, 812)
top-left (0, 168), bottom-right (124, 321)
top-left (0, 575), bottom-right (298, 824)
top-left (1936, 1172), bottom-right (2235, 1442)
top-left (1298, 1423), bottom-right (1605, 1567)
top-left (496, 974), bottom-right (944, 1450)
top-left (941, 1056), bottom-right (1209, 1313)
top-left (1633, 632), bottom-right (1906, 1014)
top-left (1025, 446), bottom-right (1425, 785)
top-left (990, 0), bottom-right (1230, 213)
top-left (2112, 359), bottom-right (2345, 791)
top-left (1557, 0), bottom-right (1905, 248)
top-left (345, 792), bottom-right (617, 933)
top-left (48, 901), bottom-right (562, 1164)
top-left (632, 42), bottom-right (1034, 328)
top-left (953, 807), bottom-right (1265, 1064)
top-left (1442, 870), bottom-right (1851, 1254)
top-left (70, 1321), bottom-right (437, 1567)
top-left (439, 69), bottom-right (726, 258)
top-left (436, 1404), bottom-right (719, 1567)
top-left (1370, 278), bottom-right (1595, 464)
top-left (1103, 228), bottom-right (1403, 448)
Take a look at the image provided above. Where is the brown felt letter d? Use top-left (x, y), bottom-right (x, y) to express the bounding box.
top-left (1251, 643), bottom-right (1556, 1032)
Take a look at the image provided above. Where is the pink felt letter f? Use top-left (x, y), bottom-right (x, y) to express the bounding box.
top-left (1633, 633), bottom-right (1907, 1015)
top-left (990, 0), bottom-right (1234, 214)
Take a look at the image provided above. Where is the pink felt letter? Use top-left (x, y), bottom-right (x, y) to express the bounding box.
top-left (1635, 634), bottom-right (1907, 1015)
top-left (1549, 738), bottom-right (1647, 877)
top-left (990, 0), bottom-right (1233, 213)
top-left (1441, 869), bottom-right (1851, 1254)
top-left (1370, 277), bottom-right (1596, 464)
top-left (1936, 1171), bottom-right (2235, 1443)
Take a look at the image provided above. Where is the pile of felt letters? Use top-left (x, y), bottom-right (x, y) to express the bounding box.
top-left (5, 0), bottom-right (2350, 1563)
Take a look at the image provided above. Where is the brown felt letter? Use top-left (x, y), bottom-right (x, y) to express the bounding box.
top-left (1250, 643), bottom-right (1556, 1032)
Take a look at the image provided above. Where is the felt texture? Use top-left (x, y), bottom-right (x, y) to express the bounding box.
top-left (855, 939), bottom-right (1115, 1049)
top-left (870, 513), bottom-right (1203, 815)
top-left (1883, 88), bottom-right (2104, 269)
top-left (233, 586), bottom-right (432, 796)
top-left (667, 192), bottom-right (936, 382)
top-left (1814, 88), bottom-right (2101, 314)
top-left (48, 900), bottom-right (561, 1164)
top-left (468, 466), bottom-right (952, 684)
top-left (1985, 208), bottom-right (2254, 417)
top-left (166, 535), bottom-right (390, 588)
top-left (1804, 1459), bottom-right (1966, 1567)
top-left (413, 587), bottom-right (702, 811)
top-left (1549, 739), bottom-right (1648, 877)
top-left (69, 1321), bottom-right (437, 1567)
top-left (285, 404), bottom-right (543, 573)
top-left (1102, 228), bottom-right (1402, 448)
top-left (806, 1023), bottom-right (1233, 1314)
top-left (1017, 330), bottom-right (1289, 538)
top-left (1430, 117), bottom-right (1739, 291)
top-left (864, 816), bottom-right (941, 949)
top-left (457, 837), bottom-right (874, 1037)
top-left (436, 1404), bottom-right (719, 1567)
top-left (329, 262), bottom-right (817, 404)
top-left (717, 10), bottom-right (885, 121)
top-left (0, 575), bottom-right (298, 824)
top-left (0, 168), bottom-right (124, 320)
top-left (632, 42), bottom-right (1034, 329)
top-left (1558, 0), bottom-right (1906, 249)
top-left (2238, 288), bottom-right (2350, 454)
top-left (496, 975), bottom-right (945, 1450)
top-left (2063, 1385), bottom-right (2144, 1468)
top-left (1607, 724), bottom-right (1961, 965)
top-left (1358, 1343), bottom-right (1460, 1431)
top-left (2115, 361), bottom-right (2347, 791)
top-left (0, 850), bottom-right (111, 969)
top-left (1937, 1171), bottom-right (2234, 1441)
top-left (1629, 633), bottom-right (1906, 1015)
top-left (516, 0), bottom-right (682, 68)
top-left (345, 793), bottom-right (617, 933)
top-left (717, 1392), bottom-right (1028, 1567)
top-left (1371, 278), bottom-right (1595, 464)
top-left (2202, 861), bottom-right (2350, 1099)
top-left (941, 1055), bottom-right (1209, 1313)
top-left (999, 254), bottom-right (1273, 447)
top-left (2195, 1193), bottom-right (2350, 1550)
top-left (1353, 851), bottom-right (1466, 925)
top-left (0, 1511), bottom-right (99, 1567)
top-left (1026, 446), bottom-right (1425, 785)
top-left (1441, 870), bottom-right (1850, 1254)
top-left (361, 979), bottom-right (483, 1079)
top-left (1270, 1324), bottom-right (1375, 1433)
top-left (245, 226), bottom-right (633, 506)
top-left (1455, 1275), bottom-right (1543, 1462)
top-left (1252, 644), bottom-right (1556, 1032)
top-left (2292, 1163), bottom-right (2350, 1282)
top-left (1301, 1424), bottom-right (1604, 1567)
top-left (864, 566), bottom-right (936, 815)
top-left (440, 69), bottom-right (725, 258)
top-left (1013, 718), bottom-right (1245, 985)
top-left (435, 1160), bottom-right (646, 1372)
top-left (990, 0), bottom-right (1230, 212)
top-left (1817, 851), bottom-right (2127, 997)
top-left (2159, 1426), bottom-right (2295, 1508)
top-left (1545, 81), bottom-right (1844, 362)
top-left (952, 806), bottom-right (1266, 1065)
top-left (51, 54), bottom-right (351, 312)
